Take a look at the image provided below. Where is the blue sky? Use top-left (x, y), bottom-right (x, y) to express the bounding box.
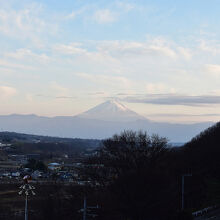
top-left (1, 0), bottom-right (220, 123)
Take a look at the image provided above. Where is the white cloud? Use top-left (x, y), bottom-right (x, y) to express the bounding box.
top-left (25, 93), bottom-right (34, 102)
top-left (52, 42), bottom-right (120, 70)
top-left (64, 2), bottom-right (136, 24)
top-left (52, 39), bottom-right (191, 66)
top-left (0, 86), bottom-right (17, 99)
top-left (177, 47), bottom-right (192, 60)
top-left (77, 72), bottom-right (133, 89)
top-left (49, 81), bottom-right (69, 97)
top-left (145, 83), bottom-right (176, 94)
top-left (0, 59), bottom-right (34, 70)
top-left (198, 39), bottom-right (220, 55)
top-left (65, 11), bottom-right (75, 20)
top-left (211, 89), bottom-right (220, 95)
top-left (121, 94), bottom-right (220, 106)
top-left (5, 49), bottom-right (50, 63)
top-left (115, 1), bottom-right (135, 12)
top-left (0, 3), bottom-right (57, 43)
top-left (205, 64), bottom-right (220, 77)
top-left (54, 43), bottom-right (88, 55)
top-left (93, 9), bottom-right (117, 24)
top-left (97, 40), bottom-right (177, 58)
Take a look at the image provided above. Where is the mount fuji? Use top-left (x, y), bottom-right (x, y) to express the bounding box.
top-left (78, 100), bottom-right (146, 122)
top-left (0, 100), bottom-right (213, 142)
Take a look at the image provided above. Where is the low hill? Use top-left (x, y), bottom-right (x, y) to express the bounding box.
top-left (0, 132), bottom-right (101, 156)
top-left (177, 122), bottom-right (220, 208)
top-left (185, 122), bottom-right (220, 150)
top-left (183, 122), bottom-right (220, 177)
top-left (0, 131), bottom-right (100, 145)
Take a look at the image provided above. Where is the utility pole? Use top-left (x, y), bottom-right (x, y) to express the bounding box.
top-left (181, 174), bottom-right (192, 210)
top-left (79, 196), bottom-right (99, 220)
top-left (25, 194), bottom-right (28, 220)
top-left (18, 175), bottom-right (36, 220)
top-left (83, 196), bottom-right (87, 220)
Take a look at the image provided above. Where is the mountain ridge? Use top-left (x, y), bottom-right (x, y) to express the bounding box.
top-left (0, 100), bottom-right (215, 142)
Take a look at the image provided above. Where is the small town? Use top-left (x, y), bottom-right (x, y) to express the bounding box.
top-left (0, 139), bottom-right (99, 185)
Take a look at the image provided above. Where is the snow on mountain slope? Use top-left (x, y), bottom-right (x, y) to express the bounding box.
top-left (77, 100), bottom-right (146, 122)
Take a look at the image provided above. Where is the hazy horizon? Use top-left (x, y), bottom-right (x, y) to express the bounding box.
top-left (0, 99), bottom-right (217, 125)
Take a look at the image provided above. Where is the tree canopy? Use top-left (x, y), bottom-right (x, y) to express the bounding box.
top-left (83, 131), bottom-right (185, 220)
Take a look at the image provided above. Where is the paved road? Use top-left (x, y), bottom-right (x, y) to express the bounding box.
top-left (195, 208), bottom-right (220, 219)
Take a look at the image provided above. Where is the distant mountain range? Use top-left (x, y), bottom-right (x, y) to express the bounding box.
top-left (0, 100), bottom-right (214, 142)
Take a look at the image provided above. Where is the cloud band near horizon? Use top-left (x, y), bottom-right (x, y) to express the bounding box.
top-left (119, 94), bottom-right (220, 106)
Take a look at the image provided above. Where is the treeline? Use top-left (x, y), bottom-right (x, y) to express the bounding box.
top-left (0, 131), bottom-right (100, 156)
top-left (184, 122), bottom-right (220, 178)
top-left (0, 131), bottom-right (100, 146)
top-left (8, 142), bottom-right (92, 156)
top-left (81, 126), bottom-right (220, 220)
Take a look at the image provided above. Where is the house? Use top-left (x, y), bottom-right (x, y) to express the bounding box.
top-left (11, 171), bottom-right (20, 177)
top-left (31, 170), bottom-right (42, 179)
top-left (48, 162), bottom-right (61, 171)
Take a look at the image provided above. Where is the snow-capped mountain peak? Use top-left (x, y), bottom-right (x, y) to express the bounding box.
top-left (77, 100), bottom-right (146, 122)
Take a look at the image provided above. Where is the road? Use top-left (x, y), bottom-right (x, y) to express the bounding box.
top-left (195, 208), bottom-right (220, 219)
